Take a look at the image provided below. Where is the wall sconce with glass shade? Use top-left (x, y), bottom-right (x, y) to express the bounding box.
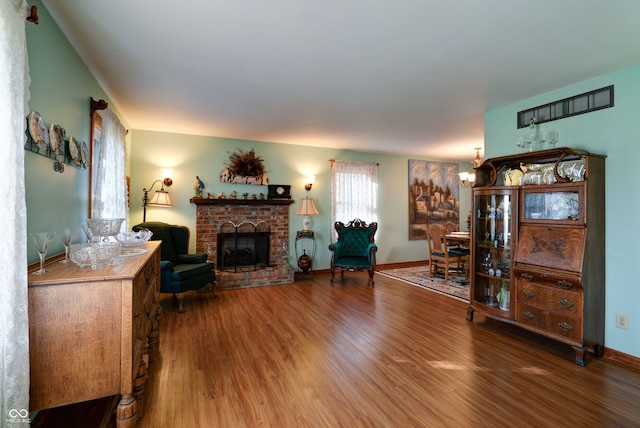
top-left (143, 170), bottom-right (173, 221)
top-left (161, 168), bottom-right (173, 186)
top-left (460, 147), bottom-right (481, 187)
top-left (304, 175), bottom-right (316, 191)
top-left (459, 171), bottom-right (476, 188)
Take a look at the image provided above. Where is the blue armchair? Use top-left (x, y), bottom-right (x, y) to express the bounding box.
top-left (328, 218), bottom-right (378, 285)
top-left (133, 221), bottom-right (216, 312)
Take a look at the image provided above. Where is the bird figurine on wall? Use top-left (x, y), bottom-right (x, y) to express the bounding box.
top-left (196, 176), bottom-right (205, 191)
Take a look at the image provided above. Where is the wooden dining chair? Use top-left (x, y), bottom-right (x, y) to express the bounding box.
top-left (427, 223), bottom-right (469, 282)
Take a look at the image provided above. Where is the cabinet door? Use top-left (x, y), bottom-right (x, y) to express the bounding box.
top-left (472, 190), bottom-right (517, 316)
top-left (521, 184), bottom-right (585, 225)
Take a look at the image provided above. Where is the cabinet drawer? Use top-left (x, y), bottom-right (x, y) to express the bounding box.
top-left (517, 303), bottom-right (583, 342)
top-left (518, 283), bottom-right (582, 316)
top-left (515, 266), bottom-right (582, 291)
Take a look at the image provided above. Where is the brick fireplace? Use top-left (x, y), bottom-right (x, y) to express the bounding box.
top-left (191, 197), bottom-right (295, 290)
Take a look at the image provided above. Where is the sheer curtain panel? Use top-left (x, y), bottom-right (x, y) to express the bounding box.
top-left (330, 160), bottom-right (379, 239)
top-left (91, 109), bottom-right (128, 226)
top-left (1, 1), bottom-right (31, 425)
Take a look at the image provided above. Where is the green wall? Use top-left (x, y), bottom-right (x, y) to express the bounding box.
top-left (25, 0), bottom-right (125, 262)
top-left (484, 63), bottom-right (640, 358)
top-left (130, 130), bottom-right (472, 270)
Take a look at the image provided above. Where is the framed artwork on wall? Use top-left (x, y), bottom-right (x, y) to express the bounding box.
top-left (408, 159), bottom-right (460, 240)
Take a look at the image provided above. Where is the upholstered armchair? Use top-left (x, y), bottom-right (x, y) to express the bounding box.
top-left (328, 218), bottom-right (378, 285)
top-left (133, 221), bottom-right (216, 312)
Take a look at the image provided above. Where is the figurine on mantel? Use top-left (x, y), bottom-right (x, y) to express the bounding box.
top-left (194, 176), bottom-right (205, 197)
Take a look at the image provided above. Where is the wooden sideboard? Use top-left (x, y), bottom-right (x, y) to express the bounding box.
top-left (28, 241), bottom-right (161, 427)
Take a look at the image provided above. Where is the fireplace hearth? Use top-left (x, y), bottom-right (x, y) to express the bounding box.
top-left (191, 198), bottom-right (295, 290)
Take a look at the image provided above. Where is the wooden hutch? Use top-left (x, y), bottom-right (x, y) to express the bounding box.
top-left (466, 147), bottom-right (605, 366)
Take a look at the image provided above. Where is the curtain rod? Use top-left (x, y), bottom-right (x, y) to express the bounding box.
top-left (329, 159), bottom-right (380, 166)
top-left (90, 97), bottom-right (108, 117)
top-left (26, 5), bottom-right (38, 24)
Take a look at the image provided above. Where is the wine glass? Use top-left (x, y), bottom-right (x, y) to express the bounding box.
top-left (31, 232), bottom-right (56, 274)
top-left (60, 227), bottom-right (77, 263)
top-left (81, 223), bottom-right (93, 243)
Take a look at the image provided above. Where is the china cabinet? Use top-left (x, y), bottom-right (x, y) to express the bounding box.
top-left (466, 147), bottom-right (605, 366)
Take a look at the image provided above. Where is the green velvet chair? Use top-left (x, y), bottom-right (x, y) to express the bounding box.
top-left (133, 221), bottom-right (216, 312)
top-left (328, 218), bottom-right (378, 285)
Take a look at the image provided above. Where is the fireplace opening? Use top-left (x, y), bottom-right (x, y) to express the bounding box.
top-left (217, 220), bottom-right (270, 272)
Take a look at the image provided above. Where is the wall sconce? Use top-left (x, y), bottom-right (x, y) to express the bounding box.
top-left (304, 175), bottom-right (316, 191)
top-left (296, 197), bottom-right (319, 231)
top-left (459, 171), bottom-right (476, 188)
top-left (161, 168), bottom-right (173, 186)
top-left (143, 177), bottom-right (173, 222)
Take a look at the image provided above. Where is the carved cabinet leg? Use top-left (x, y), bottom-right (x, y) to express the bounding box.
top-left (148, 305), bottom-right (161, 363)
top-left (133, 359), bottom-right (148, 420)
top-left (116, 393), bottom-right (137, 428)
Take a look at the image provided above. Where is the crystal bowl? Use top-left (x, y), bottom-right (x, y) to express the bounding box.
top-left (116, 230), bottom-right (153, 247)
top-left (70, 242), bottom-right (121, 270)
top-left (86, 218), bottom-right (125, 240)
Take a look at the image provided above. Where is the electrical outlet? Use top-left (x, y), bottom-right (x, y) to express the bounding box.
top-left (616, 313), bottom-right (629, 330)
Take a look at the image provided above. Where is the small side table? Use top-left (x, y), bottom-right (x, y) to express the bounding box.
top-left (295, 230), bottom-right (316, 278)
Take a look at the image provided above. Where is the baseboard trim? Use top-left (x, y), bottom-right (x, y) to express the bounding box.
top-left (376, 261), bottom-right (429, 270)
top-left (604, 347), bottom-right (640, 370)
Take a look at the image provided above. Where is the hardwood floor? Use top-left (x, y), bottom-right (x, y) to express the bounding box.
top-left (34, 272), bottom-right (640, 427)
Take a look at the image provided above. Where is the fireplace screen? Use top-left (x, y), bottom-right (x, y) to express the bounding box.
top-left (217, 220), bottom-right (270, 272)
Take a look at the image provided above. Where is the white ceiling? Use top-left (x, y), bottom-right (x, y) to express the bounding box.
top-left (42, 0), bottom-right (640, 162)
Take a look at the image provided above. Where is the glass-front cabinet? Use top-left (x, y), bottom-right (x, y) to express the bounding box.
top-left (469, 189), bottom-right (517, 319)
top-left (521, 184), bottom-right (584, 224)
top-left (466, 147), bottom-right (605, 366)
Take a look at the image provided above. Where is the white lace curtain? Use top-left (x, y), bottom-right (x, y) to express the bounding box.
top-left (330, 160), bottom-right (379, 239)
top-left (0, 1), bottom-right (31, 425)
top-left (91, 109), bottom-right (128, 226)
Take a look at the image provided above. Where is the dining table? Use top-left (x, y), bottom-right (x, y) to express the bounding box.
top-left (445, 231), bottom-right (471, 248)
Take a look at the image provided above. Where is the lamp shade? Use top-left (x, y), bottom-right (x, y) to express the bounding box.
top-left (296, 197), bottom-right (319, 231)
top-left (148, 189), bottom-right (172, 207)
top-left (296, 197), bottom-right (319, 216)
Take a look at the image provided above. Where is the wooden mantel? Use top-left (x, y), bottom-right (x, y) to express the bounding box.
top-left (190, 197), bottom-right (295, 206)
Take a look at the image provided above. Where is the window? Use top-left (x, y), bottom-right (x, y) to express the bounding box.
top-left (330, 160), bottom-right (378, 237)
top-left (517, 85), bottom-right (614, 128)
top-left (90, 108), bottom-right (128, 223)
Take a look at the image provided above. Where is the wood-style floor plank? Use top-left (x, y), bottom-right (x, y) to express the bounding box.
top-left (34, 272), bottom-right (640, 427)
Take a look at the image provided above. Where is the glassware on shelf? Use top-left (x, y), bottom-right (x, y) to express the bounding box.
top-left (481, 252), bottom-right (495, 274)
top-left (86, 218), bottom-right (125, 242)
top-left (31, 231), bottom-right (56, 274)
top-left (498, 282), bottom-right (510, 311)
top-left (81, 223), bottom-right (93, 243)
top-left (484, 283), bottom-right (497, 307)
top-left (69, 242), bottom-right (121, 270)
top-left (60, 227), bottom-right (77, 263)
